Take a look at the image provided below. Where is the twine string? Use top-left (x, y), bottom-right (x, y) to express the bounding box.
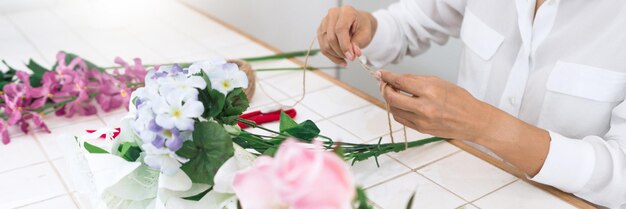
top-left (257, 36), bottom-right (408, 149)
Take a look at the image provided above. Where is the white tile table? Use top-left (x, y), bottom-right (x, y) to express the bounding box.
top-left (0, 0), bottom-right (594, 208)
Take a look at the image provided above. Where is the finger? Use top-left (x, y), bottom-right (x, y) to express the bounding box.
top-left (325, 9), bottom-right (345, 60)
top-left (382, 82), bottom-right (422, 112)
top-left (335, 7), bottom-right (357, 61)
top-left (320, 39), bottom-right (347, 65)
top-left (353, 42), bottom-right (362, 57)
top-left (318, 16), bottom-right (347, 66)
top-left (379, 70), bottom-right (425, 96)
top-left (317, 15), bottom-right (327, 35)
top-left (321, 48), bottom-right (347, 66)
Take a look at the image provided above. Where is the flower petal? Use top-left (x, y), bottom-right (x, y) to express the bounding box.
top-left (155, 114), bottom-right (175, 129)
top-left (174, 117), bottom-right (195, 131)
top-left (181, 101), bottom-right (204, 118)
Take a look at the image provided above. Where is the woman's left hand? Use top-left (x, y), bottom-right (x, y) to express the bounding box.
top-left (377, 70), bottom-right (497, 142)
top-left (377, 70), bottom-right (551, 175)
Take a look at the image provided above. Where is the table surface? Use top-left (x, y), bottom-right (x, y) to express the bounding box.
top-left (0, 0), bottom-right (593, 208)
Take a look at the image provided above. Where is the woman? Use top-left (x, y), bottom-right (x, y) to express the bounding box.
top-left (317, 0), bottom-right (626, 208)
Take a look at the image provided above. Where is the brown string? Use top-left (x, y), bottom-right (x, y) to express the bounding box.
top-left (258, 37), bottom-right (408, 149)
top-left (256, 37), bottom-right (316, 109)
top-left (356, 56), bottom-right (408, 148)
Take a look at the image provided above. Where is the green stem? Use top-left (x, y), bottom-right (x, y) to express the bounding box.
top-left (255, 66), bottom-right (340, 72)
top-left (101, 50), bottom-right (321, 70)
top-left (241, 49), bottom-right (320, 62)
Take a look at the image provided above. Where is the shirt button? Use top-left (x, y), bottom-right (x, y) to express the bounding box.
top-left (509, 97), bottom-right (517, 106)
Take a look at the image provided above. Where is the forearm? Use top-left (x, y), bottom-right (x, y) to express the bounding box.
top-left (474, 105), bottom-right (551, 176)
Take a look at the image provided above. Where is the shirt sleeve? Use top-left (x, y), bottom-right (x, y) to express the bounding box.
top-left (361, 0), bottom-right (467, 68)
top-left (531, 100), bottom-right (626, 209)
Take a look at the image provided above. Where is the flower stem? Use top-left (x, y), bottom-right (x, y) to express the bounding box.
top-left (255, 66), bottom-right (341, 72)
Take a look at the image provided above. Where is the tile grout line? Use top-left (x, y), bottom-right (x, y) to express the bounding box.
top-left (469, 179), bottom-right (519, 205)
top-left (414, 171), bottom-right (472, 206)
top-left (409, 150), bottom-right (463, 171)
top-left (362, 170), bottom-right (413, 190)
top-left (0, 160), bottom-right (48, 175)
top-left (323, 104), bottom-right (385, 134)
top-left (13, 193), bottom-right (68, 209)
top-left (28, 131), bottom-right (80, 208)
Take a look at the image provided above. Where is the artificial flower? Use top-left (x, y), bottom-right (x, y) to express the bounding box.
top-left (153, 93), bottom-right (204, 131)
top-left (0, 119), bottom-right (9, 144)
top-left (2, 94), bottom-right (23, 126)
top-left (206, 63), bottom-right (248, 95)
top-left (158, 72), bottom-right (206, 101)
top-left (187, 58), bottom-right (227, 75)
top-left (233, 139), bottom-right (355, 209)
top-left (147, 119), bottom-right (189, 151)
top-left (141, 143), bottom-right (189, 175)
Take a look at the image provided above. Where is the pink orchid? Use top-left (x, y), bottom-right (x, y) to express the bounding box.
top-left (113, 57), bottom-right (147, 84)
top-left (94, 75), bottom-right (126, 112)
top-left (55, 52), bottom-right (88, 72)
top-left (2, 94), bottom-right (23, 126)
top-left (30, 112), bottom-right (50, 133)
top-left (28, 72), bottom-right (57, 109)
top-left (233, 139), bottom-right (356, 209)
top-left (0, 120), bottom-right (9, 144)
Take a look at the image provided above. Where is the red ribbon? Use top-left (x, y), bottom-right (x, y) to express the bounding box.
top-left (237, 109), bottom-right (297, 129)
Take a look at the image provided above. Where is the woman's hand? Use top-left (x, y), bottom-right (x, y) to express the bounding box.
top-left (317, 6), bottom-right (377, 67)
top-left (377, 70), bottom-right (551, 176)
top-left (377, 70), bottom-right (495, 141)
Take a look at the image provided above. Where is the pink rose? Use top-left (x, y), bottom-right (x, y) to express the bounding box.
top-left (233, 139), bottom-right (356, 209)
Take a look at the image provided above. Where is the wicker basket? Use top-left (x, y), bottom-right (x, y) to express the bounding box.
top-left (228, 59), bottom-right (256, 100)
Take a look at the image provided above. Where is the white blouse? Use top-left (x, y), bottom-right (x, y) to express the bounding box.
top-left (362, 0), bottom-right (626, 208)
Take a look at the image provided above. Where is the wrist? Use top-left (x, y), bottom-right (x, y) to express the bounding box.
top-left (470, 102), bottom-right (533, 147)
top-left (360, 11), bottom-right (377, 48)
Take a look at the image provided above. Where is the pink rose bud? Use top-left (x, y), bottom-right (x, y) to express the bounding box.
top-left (233, 139), bottom-right (356, 209)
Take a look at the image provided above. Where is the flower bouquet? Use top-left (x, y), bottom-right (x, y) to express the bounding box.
top-left (0, 52), bottom-right (147, 144)
top-left (61, 57), bottom-right (444, 208)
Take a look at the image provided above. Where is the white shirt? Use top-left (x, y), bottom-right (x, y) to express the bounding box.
top-left (362, 0), bottom-right (626, 208)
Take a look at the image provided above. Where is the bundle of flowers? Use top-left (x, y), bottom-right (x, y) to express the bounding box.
top-left (0, 49), bottom-right (322, 145)
top-left (0, 52), bottom-right (147, 144)
top-left (64, 58), bottom-right (444, 208)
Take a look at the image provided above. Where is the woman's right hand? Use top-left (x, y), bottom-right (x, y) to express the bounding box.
top-left (317, 6), bottom-right (377, 66)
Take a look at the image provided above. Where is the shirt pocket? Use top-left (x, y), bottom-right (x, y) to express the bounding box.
top-left (457, 9), bottom-right (504, 100)
top-left (538, 61), bottom-right (626, 138)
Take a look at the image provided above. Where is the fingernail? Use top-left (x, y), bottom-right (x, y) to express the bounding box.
top-left (375, 70), bottom-right (382, 79)
top-left (345, 51), bottom-right (354, 61)
top-left (340, 62), bottom-right (347, 67)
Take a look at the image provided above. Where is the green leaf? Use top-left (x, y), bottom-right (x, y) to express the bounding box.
top-left (183, 187), bottom-right (212, 201)
top-left (84, 141), bottom-right (109, 154)
top-left (0, 60), bottom-right (17, 90)
top-left (355, 187), bottom-right (373, 209)
top-left (200, 89), bottom-right (226, 119)
top-left (117, 142), bottom-right (142, 162)
top-left (405, 191), bottom-right (416, 209)
top-left (216, 88), bottom-right (249, 125)
top-left (198, 71), bottom-right (227, 118)
top-left (26, 59), bottom-right (49, 87)
top-left (241, 49), bottom-right (320, 62)
top-left (279, 111), bottom-right (298, 132)
top-left (283, 120), bottom-right (320, 140)
top-left (176, 121), bottom-right (234, 184)
top-left (262, 147), bottom-right (278, 156)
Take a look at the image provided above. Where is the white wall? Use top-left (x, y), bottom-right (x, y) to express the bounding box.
top-left (180, 0), bottom-right (462, 99)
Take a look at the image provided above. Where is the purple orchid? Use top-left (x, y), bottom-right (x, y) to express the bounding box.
top-left (0, 120), bottom-right (9, 144)
top-left (1, 51), bottom-right (147, 145)
top-left (2, 94), bottom-right (23, 126)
